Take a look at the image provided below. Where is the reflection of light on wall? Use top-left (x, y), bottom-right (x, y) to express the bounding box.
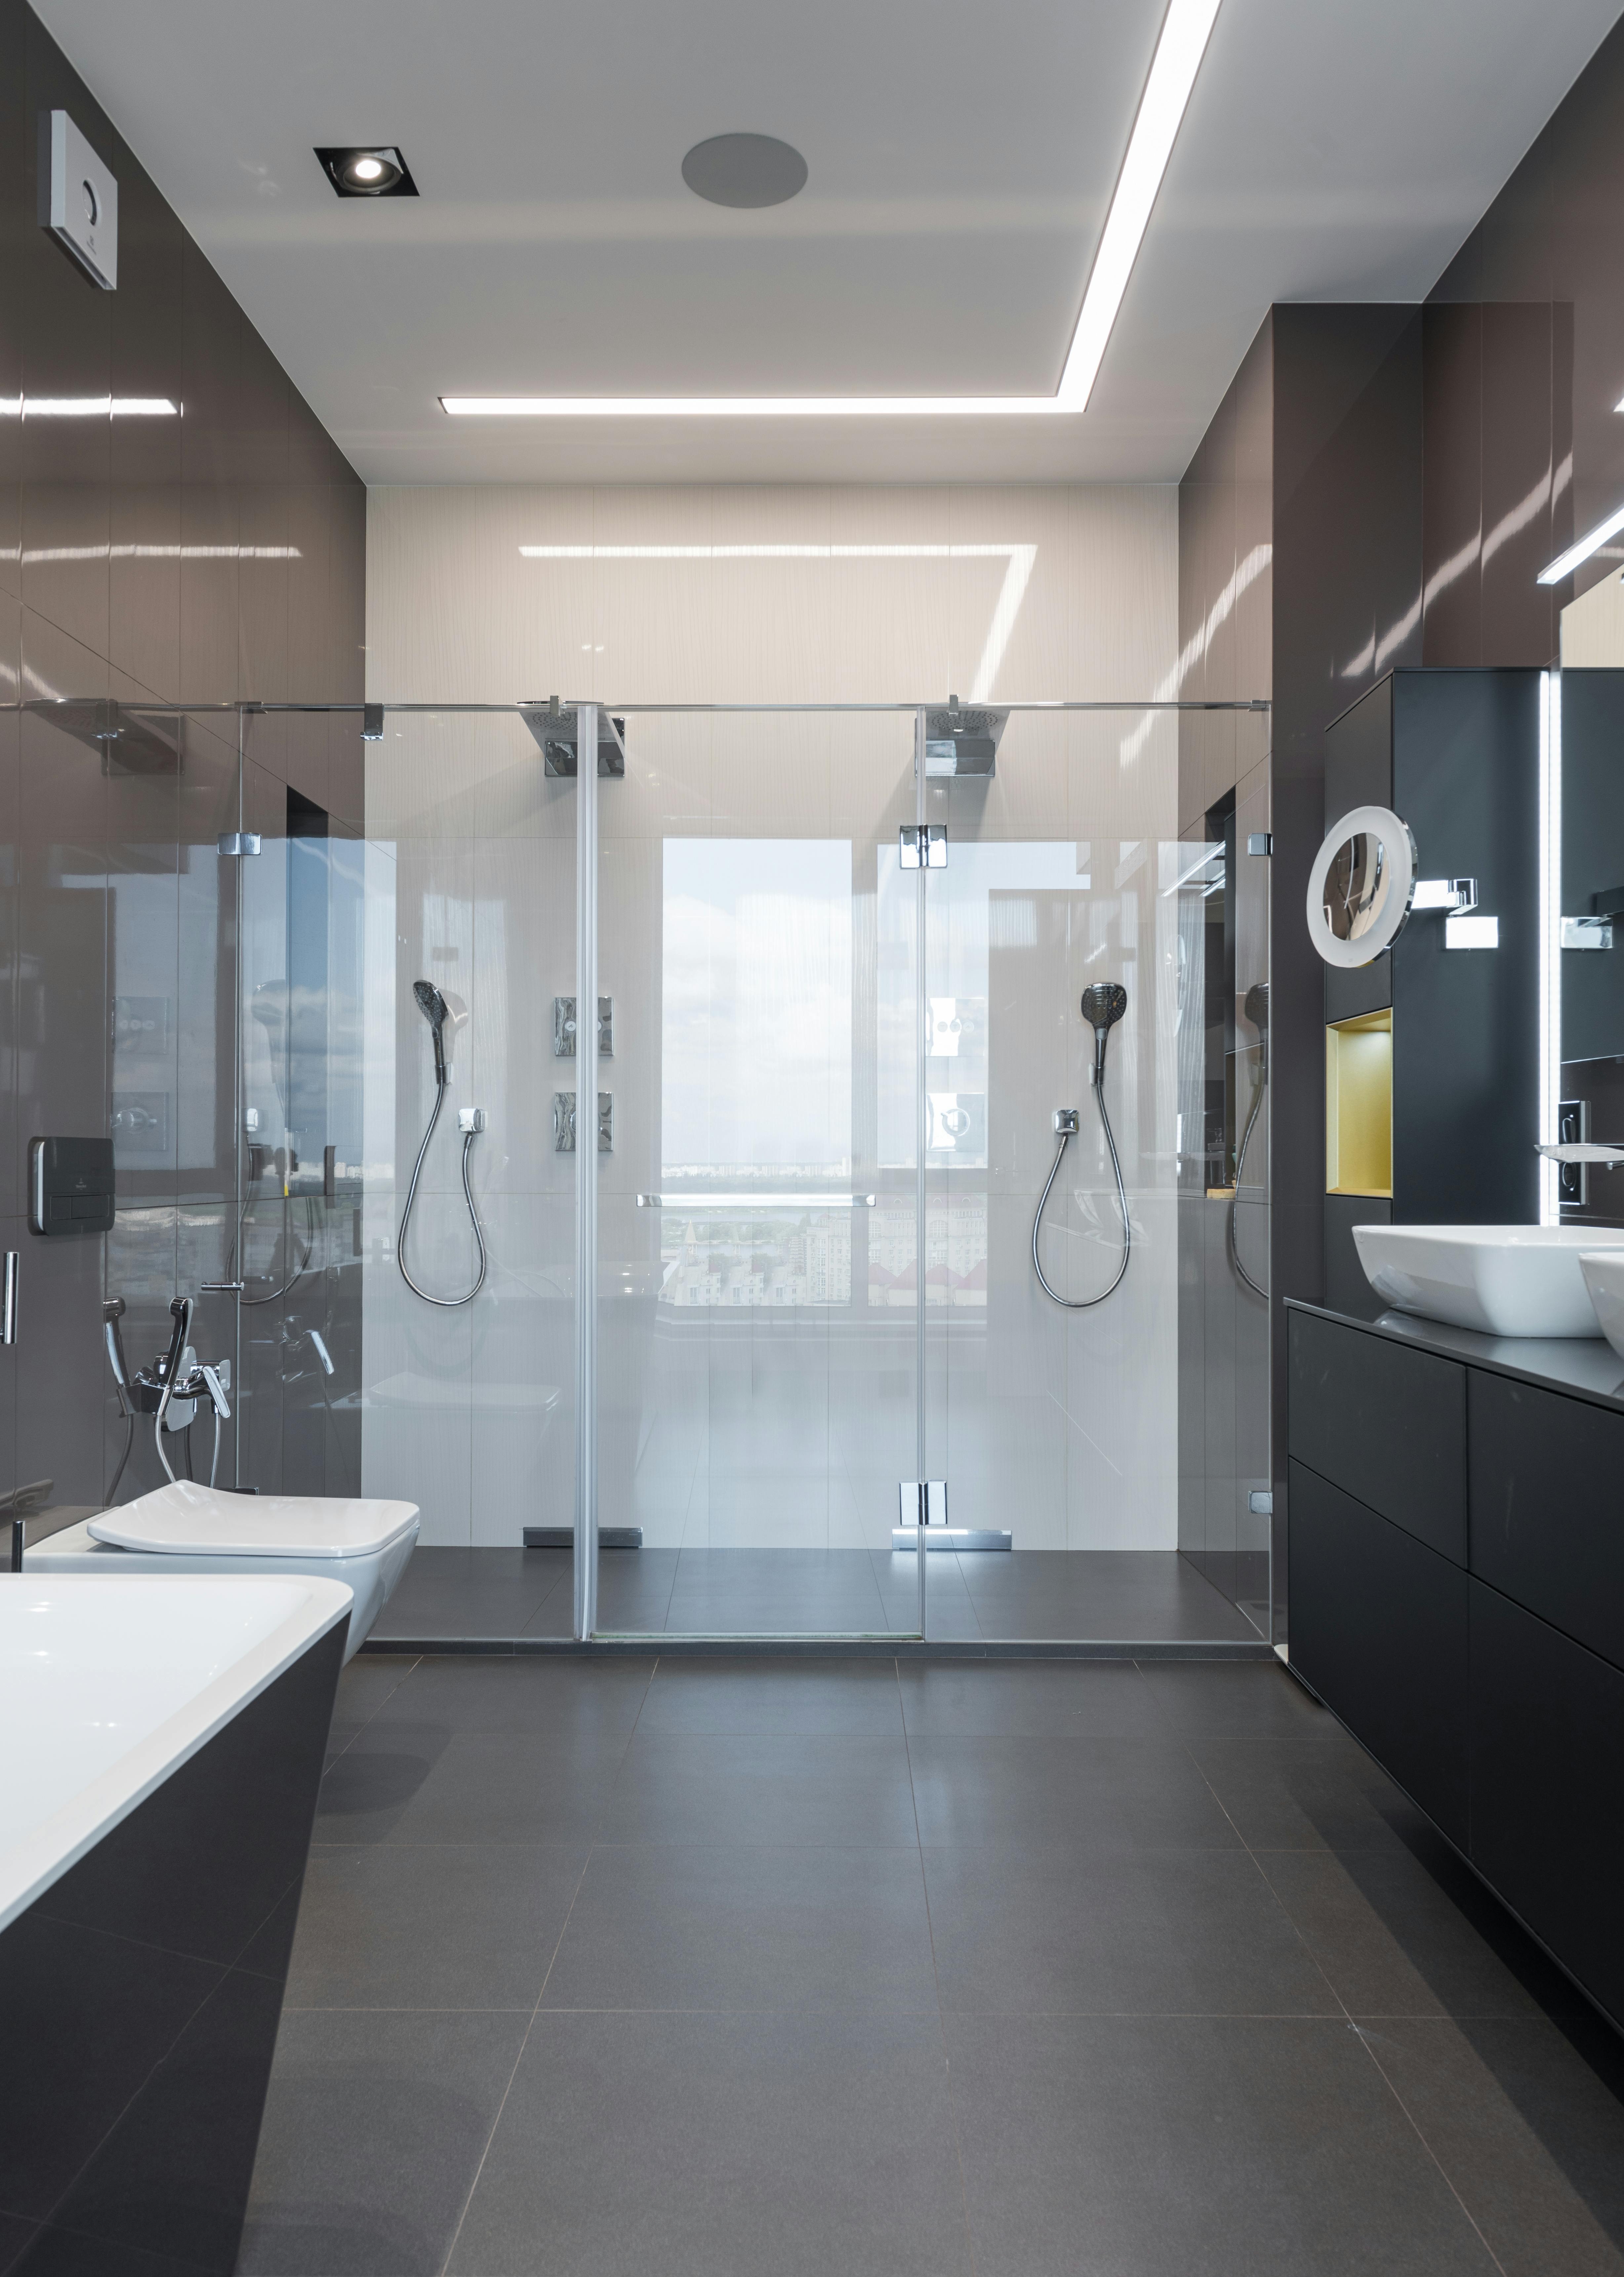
top-left (519, 541), bottom-right (1034, 703)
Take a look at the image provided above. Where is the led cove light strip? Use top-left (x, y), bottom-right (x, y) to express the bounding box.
top-left (441, 0), bottom-right (1220, 422)
top-left (0, 397), bottom-right (179, 417)
top-left (1537, 501), bottom-right (1624, 586)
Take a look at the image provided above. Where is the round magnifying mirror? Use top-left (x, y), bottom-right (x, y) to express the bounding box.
top-left (1305, 804), bottom-right (1417, 968)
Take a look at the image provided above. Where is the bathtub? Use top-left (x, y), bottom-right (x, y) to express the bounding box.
top-left (0, 1573), bottom-right (351, 2272)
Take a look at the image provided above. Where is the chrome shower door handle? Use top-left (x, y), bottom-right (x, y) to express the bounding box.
top-left (1, 1252), bottom-right (17, 1345)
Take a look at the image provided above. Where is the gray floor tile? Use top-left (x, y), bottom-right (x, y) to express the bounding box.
top-left (1186, 1735), bottom-right (1435, 1852)
top-left (637, 1657), bottom-right (905, 1735)
top-left (662, 1550), bottom-right (891, 1637)
top-left (958, 1551), bottom-right (1260, 1643)
top-left (1136, 1660), bottom-right (1333, 1737)
top-left (923, 1845), bottom-right (1338, 2016)
top-left (316, 1732), bottom-right (631, 1846)
top-left (0, 2215), bottom-right (35, 2276)
top-left (907, 1735), bottom-right (1242, 1852)
top-left (1261, 1841), bottom-right (1588, 2021)
top-left (365, 1655), bottom-right (657, 1738)
top-left (371, 1595), bottom-right (556, 1644)
top-left (1363, 2016), bottom-right (1624, 2277)
top-left (447, 2011), bottom-right (972, 2276)
top-left (286, 1845), bottom-right (589, 2011)
top-left (943, 2012), bottom-right (1498, 2275)
top-left (240, 2009), bottom-right (528, 2277)
top-left (366, 1547), bottom-right (1262, 1645)
top-left (875, 1549), bottom-right (981, 1640)
top-left (543, 1843), bottom-right (936, 2013)
top-left (329, 1655), bottom-right (418, 1733)
top-left (900, 1660), bottom-right (1165, 1738)
top-left (602, 1733), bottom-right (919, 1847)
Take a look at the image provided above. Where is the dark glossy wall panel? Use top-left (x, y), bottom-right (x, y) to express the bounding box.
top-left (1390, 668), bottom-right (1541, 1226)
top-left (1266, 308), bottom-right (1425, 1632)
top-left (0, 3), bottom-right (364, 1529)
top-left (1424, 13), bottom-right (1624, 655)
top-left (1174, 324), bottom-right (1274, 1623)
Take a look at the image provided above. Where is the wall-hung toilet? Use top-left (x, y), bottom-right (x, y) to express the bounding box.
top-left (25, 1484), bottom-right (419, 1661)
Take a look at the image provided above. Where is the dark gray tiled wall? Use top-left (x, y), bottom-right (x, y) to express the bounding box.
top-left (0, 0), bottom-right (364, 1524)
top-left (1176, 328), bottom-right (1273, 1636)
top-left (1178, 310), bottom-right (1426, 1645)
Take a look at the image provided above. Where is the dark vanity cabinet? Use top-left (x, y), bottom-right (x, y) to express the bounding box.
top-left (1288, 1302), bottom-right (1624, 2027)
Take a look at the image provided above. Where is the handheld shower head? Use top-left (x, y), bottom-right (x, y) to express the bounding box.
top-left (1243, 980), bottom-right (1270, 1071)
top-left (414, 979), bottom-right (449, 1085)
top-left (1080, 981), bottom-right (1127, 1086)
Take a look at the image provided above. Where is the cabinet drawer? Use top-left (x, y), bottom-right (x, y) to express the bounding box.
top-left (1288, 1460), bottom-right (1470, 1848)
top-left (1288, 1312), bottom-right (1467, 1563)
top-left (1469, 1579), bottom-right (1624, 2028)
top-left (1468, 1372), bottom-right (1624, 1672)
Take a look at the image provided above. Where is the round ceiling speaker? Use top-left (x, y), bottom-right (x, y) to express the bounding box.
top-left (681, 133), bottom-right (808, 209)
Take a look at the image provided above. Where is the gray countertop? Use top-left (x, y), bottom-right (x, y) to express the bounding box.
top-left (1286, 1297), bottom-right (1624, 1413)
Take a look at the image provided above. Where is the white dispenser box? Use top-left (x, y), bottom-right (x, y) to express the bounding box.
top-left (40, 110), bottom-right (117, 289)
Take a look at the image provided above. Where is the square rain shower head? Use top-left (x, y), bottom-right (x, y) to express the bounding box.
top-left (923, 704), bottom-right (1007, 777)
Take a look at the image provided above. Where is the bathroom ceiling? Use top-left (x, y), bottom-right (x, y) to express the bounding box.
top-left (32, 0), bottom-right (1624, 484)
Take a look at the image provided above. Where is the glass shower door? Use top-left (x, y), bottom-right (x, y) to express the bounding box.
top-left (591, 706), bottom-right (925, 1638)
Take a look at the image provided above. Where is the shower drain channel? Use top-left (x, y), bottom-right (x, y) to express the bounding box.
top-left (523, 1526), bottom-right (643, 1550)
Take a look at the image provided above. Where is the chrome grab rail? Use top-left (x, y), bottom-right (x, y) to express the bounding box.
top-left (636, 1193), bottom-right (877, 1209)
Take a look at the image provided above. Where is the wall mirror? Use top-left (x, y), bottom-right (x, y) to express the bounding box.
top-left (1305, 804), bottom-right (1417, 968)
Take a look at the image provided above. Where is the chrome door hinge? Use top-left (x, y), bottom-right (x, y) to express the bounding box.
top-left (553, 1091), bottom-right (613, 1153)
top-left (218, 832), bottom-right (262, 857)
top-left (1246, 833), bottom-right (1272, 857)
top-left (900, 824), bottom-right (947, 869)
top-left (553, 995), bottom-right (613, 1058)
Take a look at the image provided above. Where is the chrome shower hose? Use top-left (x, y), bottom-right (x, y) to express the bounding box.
top-left (1229, 1061), bottom-right (1268, 1301)
top-left (397, 1079), bottom-right (488, 1307)
top-left (1031, 1081), bottom-right (1131, 1308)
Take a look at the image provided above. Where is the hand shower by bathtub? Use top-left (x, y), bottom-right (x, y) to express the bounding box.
top-left (1032, 981), bottom-right (1131, 1308)
top-left (397, 979), bottom-right (488, 1307)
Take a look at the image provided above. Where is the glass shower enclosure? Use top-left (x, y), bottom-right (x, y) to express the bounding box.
top-left (221, 694), bottom-right (1269, 1647)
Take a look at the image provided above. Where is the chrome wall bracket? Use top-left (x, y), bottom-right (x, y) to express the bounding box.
top-left (1412, 876), bottom-right (1478, 914)
top-left (1562, 916), bottom-right (1615, 949)
top-left (217, 832), bottom-right (262, 858)
top-left (553, 995), bottom-right (613, 1057)
top-left (553, 1091), bottom-right (613, 1153)
top-left (900, 823), bottom-right (947, 869)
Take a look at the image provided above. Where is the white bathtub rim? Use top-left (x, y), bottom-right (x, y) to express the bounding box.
top-left (0, 1572), bottom-right (352, 1937)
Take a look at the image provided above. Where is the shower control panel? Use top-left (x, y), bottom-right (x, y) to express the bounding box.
top-left (552, 996), bottom-right (613, 1058)
top-left (553, 1092), bottom-right (613, 1153)
top-left (28, 1137), bottom-right (115, 1237)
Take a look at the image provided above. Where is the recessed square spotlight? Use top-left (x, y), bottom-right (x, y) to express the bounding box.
top-left (314, 146), bottom-right (418, 198)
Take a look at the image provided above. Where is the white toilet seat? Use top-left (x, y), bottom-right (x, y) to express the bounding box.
top-left (28, 1486), bottom-right (421, 1662)
top-left (89, 1482), bottom-right (419, 1561)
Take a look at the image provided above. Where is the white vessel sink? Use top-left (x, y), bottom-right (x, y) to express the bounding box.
top-left (1579, 1252), bottom-right (1624, 1360)
top-left (1351, 1223), bottom-right (1624, 1337)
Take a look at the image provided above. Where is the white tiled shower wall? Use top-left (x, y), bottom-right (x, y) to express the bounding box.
top-left (364, 484), bottom-right (1181, 1547)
